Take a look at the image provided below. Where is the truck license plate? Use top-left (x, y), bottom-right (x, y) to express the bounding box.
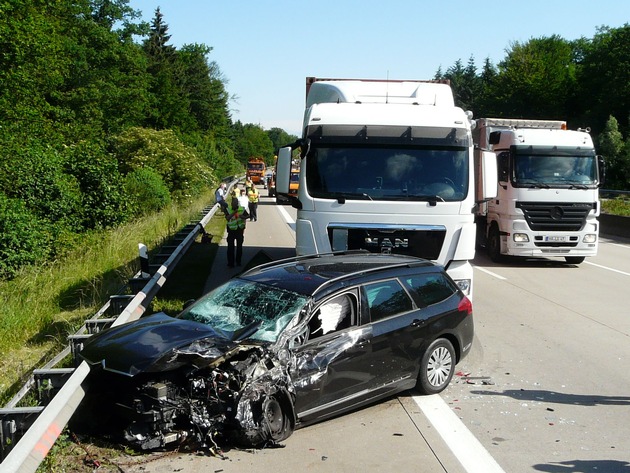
top-left (545, 236), bottom-right (566, 242)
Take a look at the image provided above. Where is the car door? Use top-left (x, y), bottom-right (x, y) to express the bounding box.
top-left (359, 278), bottom-right (425, 392)
top-left (291, 290), bottom-right (375, 422)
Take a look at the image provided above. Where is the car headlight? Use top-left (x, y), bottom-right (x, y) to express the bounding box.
top-left (513, 233), bottom-right (529, 242)
top-left (583, 234), bottom-right (597, 243)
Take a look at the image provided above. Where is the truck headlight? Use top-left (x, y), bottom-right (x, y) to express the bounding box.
top-left (455, 279), bottom-right (471, 295)
top-left (583, 234), bottom-right (597, 243)
top-left (513, 233), bottom-right (529, 242)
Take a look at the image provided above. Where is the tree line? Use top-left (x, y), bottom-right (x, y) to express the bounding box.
top-left (0, 1), bottom-right (628, 279)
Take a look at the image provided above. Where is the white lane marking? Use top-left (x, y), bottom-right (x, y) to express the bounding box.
top-left (277, 205), bottom-right (295, 225)
top-left (413, 394), bottom-right (506, 473)
top-left (474, 266), bottom-right (507, 280)
top-left (584, 261), bottom-right (630, 277)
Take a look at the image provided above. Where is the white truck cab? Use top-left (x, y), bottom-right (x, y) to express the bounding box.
top-left (276, 77), bottom-right (497, 299)
top-left (474, 118), bottom-right (605, 264)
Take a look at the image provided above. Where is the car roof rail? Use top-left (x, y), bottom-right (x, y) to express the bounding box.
top-left (311, 257), bottom-right (433, 297)
top-left (240, 249), bottom-right (370, 276)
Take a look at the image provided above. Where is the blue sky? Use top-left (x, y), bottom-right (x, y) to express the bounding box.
top-left (127, 0), bottom-right (629, 136)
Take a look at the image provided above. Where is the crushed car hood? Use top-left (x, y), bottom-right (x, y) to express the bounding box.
top-left (80, 312), bottom-right (236, 376)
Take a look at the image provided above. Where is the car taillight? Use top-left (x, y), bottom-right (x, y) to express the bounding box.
top-left (458, 295), bottom-right (472, 315)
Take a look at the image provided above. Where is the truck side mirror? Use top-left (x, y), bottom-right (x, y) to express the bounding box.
top-left (475, 149), bottom-right (498, 202)
top-left (276, 147), bottom-right (291, 194)
top-left (597, 155), bottom-right (606, 186)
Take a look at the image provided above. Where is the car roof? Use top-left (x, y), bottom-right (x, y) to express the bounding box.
top-left (239, 251), bottom-right (437, 297)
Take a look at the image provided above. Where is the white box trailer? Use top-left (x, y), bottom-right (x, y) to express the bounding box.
top-left (473, 118), bottom-right (605, 264)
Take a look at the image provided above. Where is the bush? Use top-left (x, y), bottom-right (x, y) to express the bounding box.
top-left (112, 127), bottom-right (216, 201)
top-left (63, 142), bottom-right (131, 229)
top-left (0, 194), bottom-right (51, 279)
top-left (124, 167), bottom-right (172, 217)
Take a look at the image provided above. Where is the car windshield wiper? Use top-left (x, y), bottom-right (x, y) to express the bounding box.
top-left (567, 183), bottom-right (589, 189)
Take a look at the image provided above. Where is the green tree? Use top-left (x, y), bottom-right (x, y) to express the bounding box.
top-left (439, 57), bottom-right (482, 112)
top-left (232, 122), bottom-right (274, 165)
top-left (598, 116), bottom-right (629, 189)
top-left (143, 7), bottom-right (193, 131)
top-left (576, 25), bottom-right (630, 135)
top-left (178, 44), bottom-right (232, 136)
top-left (266, 128), bottom-right (298, 154)
top-left (487, 35), bottom-right (577, 120)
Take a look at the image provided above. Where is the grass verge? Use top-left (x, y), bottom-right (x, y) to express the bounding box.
top-left (0, 191), bottom-right (224, 405)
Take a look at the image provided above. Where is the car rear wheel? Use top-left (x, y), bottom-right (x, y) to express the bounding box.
top-left (416, 338), bottom-right (455, 395)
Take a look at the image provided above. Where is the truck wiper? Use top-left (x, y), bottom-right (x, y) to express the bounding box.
top-left (330, 192), bottom-right (373, 203)
top-left (407, 194), bottom-right (445, 203)
top-left (523, 181), bottom-right (550, 189)
top-left (568, 183), bottom-right (588, 189)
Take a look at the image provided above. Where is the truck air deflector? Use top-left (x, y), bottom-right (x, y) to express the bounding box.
top-left (306, 124), bottom-right (471, 147)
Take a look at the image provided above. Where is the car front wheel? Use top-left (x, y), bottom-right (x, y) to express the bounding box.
top-left (416, 338), bottom-right (456, 394)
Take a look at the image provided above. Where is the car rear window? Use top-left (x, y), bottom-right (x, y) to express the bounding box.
top-left (364, 279), bottom-right (414, 322)
top-left (400, 273), bottom-right (456, 308)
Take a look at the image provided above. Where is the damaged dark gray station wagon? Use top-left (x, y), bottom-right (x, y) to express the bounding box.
top-left (76, 252), bottom-right (473, 451)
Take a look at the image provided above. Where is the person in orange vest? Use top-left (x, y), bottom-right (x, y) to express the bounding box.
top-left (225, 196), bottom-right (248, 267)
top-left (247, 185), bottom-right (259, 221)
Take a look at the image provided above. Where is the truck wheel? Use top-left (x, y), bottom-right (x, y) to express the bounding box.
top-left (487, 225), bottom-right (503, 263)
top-left (565, 256), bottom-right (585, 264)
top-left (416, 338), bottom-right (455, 395)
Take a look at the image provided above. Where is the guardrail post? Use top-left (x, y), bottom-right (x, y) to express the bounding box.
top-left (139, 243), bottom-right (150, 278)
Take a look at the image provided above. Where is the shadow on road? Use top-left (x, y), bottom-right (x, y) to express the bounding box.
top-left (469, 388), bottom-right (630, 406)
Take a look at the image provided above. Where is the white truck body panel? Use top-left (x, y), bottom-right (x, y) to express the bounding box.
top-left (475, 118), bottom-right (600, 262)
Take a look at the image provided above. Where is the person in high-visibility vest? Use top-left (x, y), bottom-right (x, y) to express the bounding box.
top-left (225, 197), bottom-right (248, 267)
top-left (247, 185), bottom-right (259, 221)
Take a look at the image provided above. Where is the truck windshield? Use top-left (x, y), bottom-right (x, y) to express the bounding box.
top-left (512, 153), bottom-right (598, 188)
top-left (305, 145), bottom-right (469, 202)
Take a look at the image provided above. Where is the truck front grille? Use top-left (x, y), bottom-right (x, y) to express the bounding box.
top-left (328, 227), bottom-right (446, 260)
top-left (516, 202), bottom-right (596, 232)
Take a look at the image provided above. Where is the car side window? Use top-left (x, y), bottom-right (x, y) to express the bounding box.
top-left (307, 293), bottom-right (356, 341)
top-left (364, 280), bottom-right (413, 322)
top-left (400, 273), bottom-right (456, 308)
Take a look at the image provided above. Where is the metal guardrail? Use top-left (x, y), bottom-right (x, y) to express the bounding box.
top-left (600, 189), bottom-right (630, 198)
top-left (0, 179), bottom-right (239, 472)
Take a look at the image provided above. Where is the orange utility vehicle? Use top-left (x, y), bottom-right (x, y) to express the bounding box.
top-left (246, 157), bottom-right (266, 185)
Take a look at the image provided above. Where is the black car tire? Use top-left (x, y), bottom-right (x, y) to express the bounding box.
top-left (237, 389), bottom-right (296, 447)
top-left (261, 395), bottom-right (293, 442)
top-left (416, 338), bottom-right (455, 395)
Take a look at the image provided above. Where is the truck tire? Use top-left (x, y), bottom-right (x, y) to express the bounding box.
top-left (565, 256), bottom-right (585, 264)
top-left (487, 225), bottom-right (503, 263)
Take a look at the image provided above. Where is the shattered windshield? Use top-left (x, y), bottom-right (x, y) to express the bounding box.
top-left (512, 152), bottom-right (598, 188)
top-left (305, 145), bottom-right (469, 202)
top-left (178, 279), bottom-right (308, 343)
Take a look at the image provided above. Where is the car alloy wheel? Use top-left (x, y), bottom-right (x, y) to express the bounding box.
top-left (417, 338), bottom-right (455, 394)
